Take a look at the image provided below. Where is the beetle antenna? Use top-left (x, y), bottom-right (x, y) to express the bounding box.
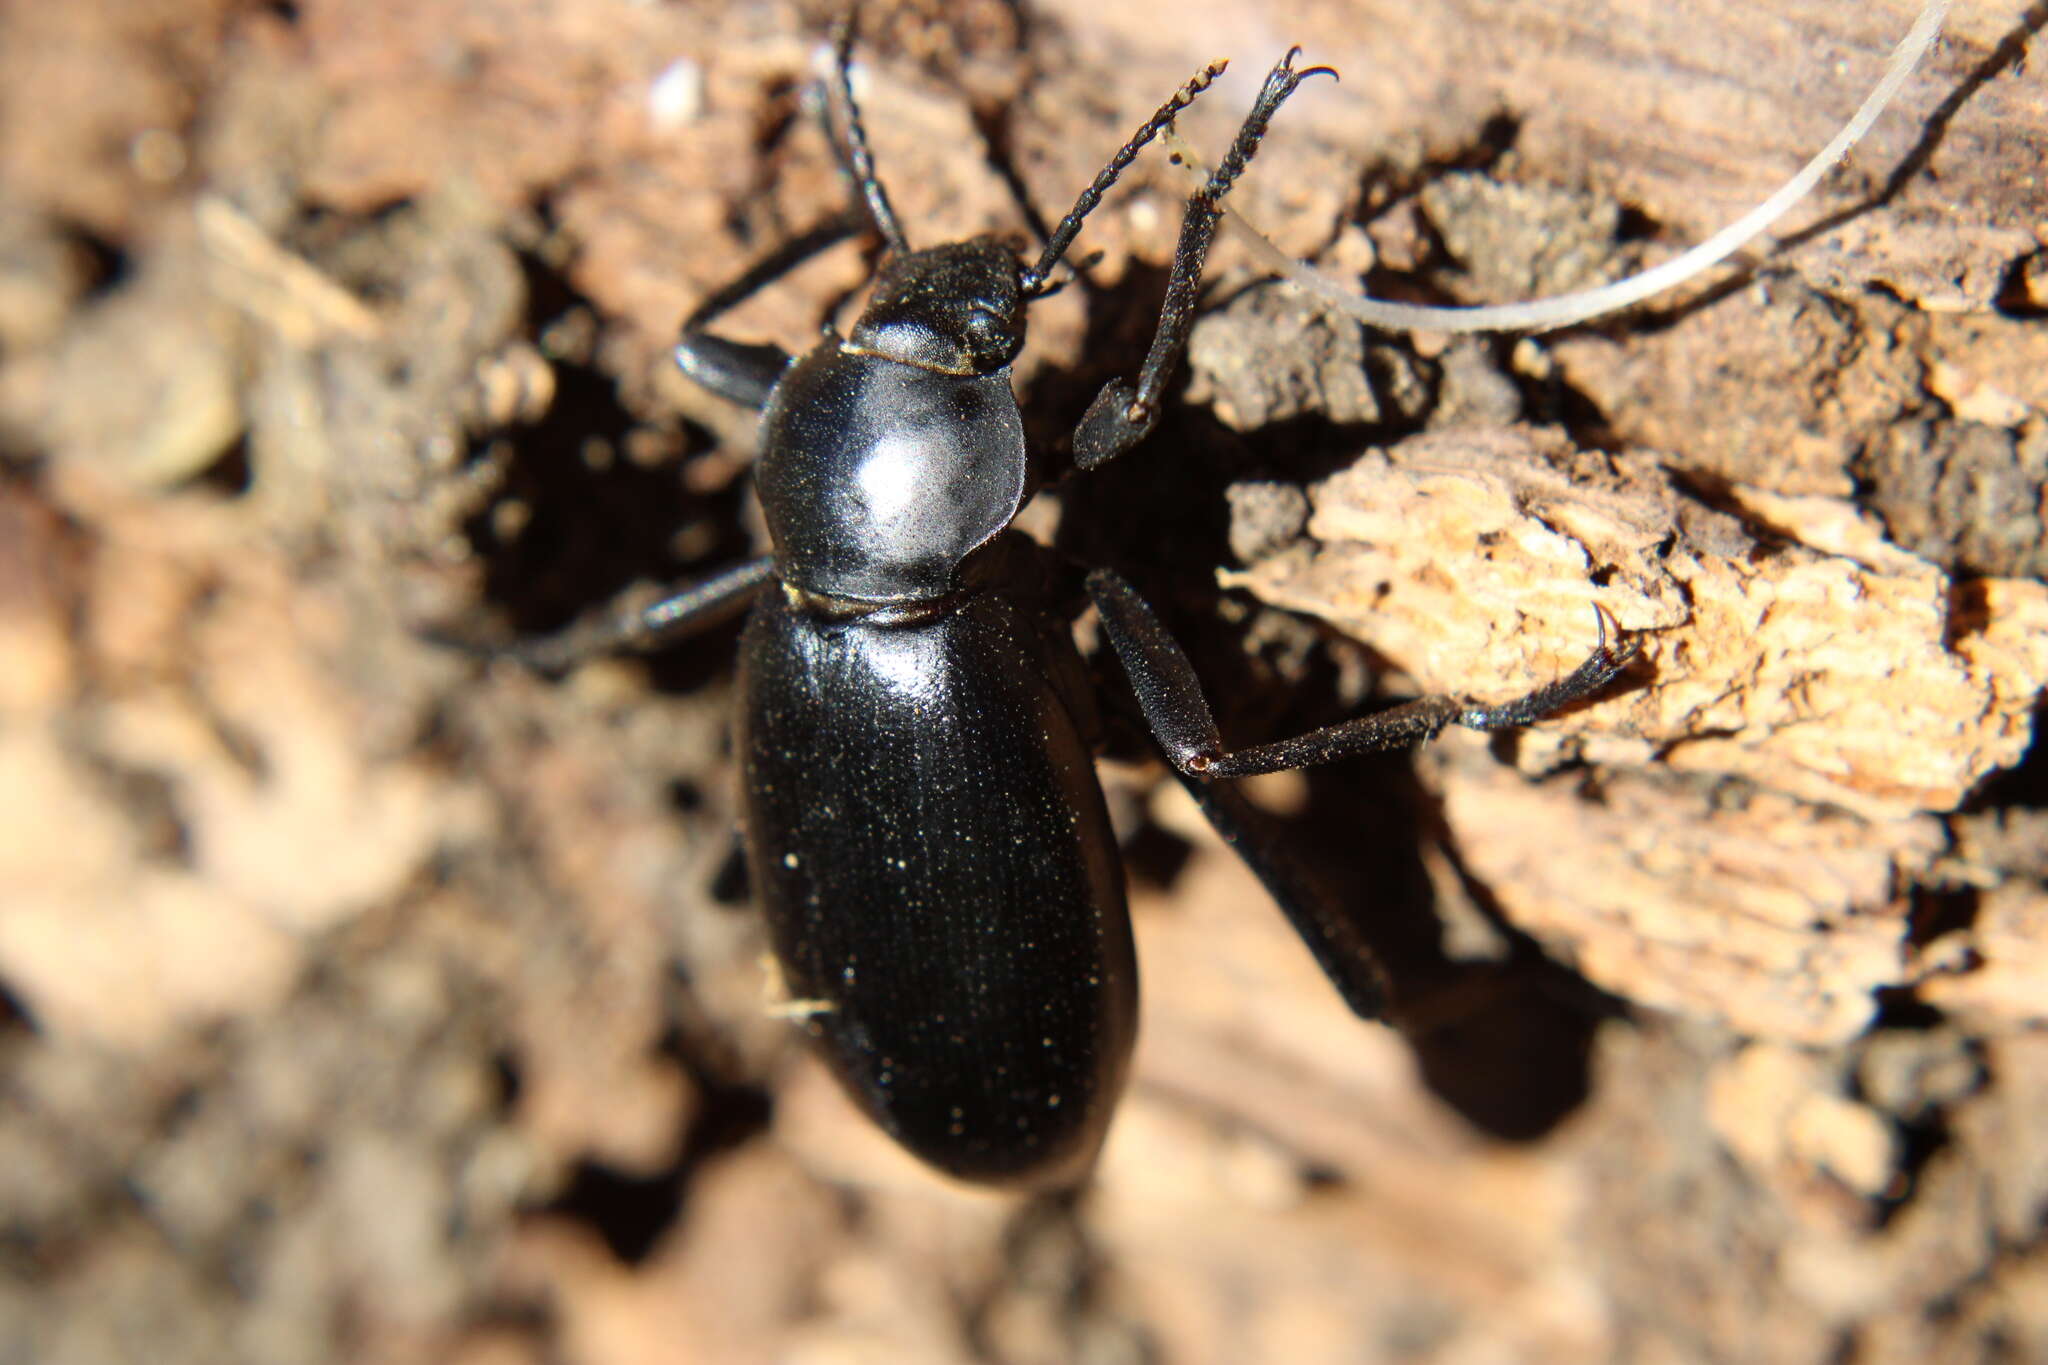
top-left (1020, 59), bottom-right (1230, 297)
top-left (825, 7), bottom-right (911, 257)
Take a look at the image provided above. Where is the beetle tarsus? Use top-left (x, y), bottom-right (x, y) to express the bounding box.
top-left (1457, 612), bottom-right (1641, 730)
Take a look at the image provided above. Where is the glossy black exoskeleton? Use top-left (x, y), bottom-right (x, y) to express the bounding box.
top-left (505, 30), bottom-right (1635, 1188)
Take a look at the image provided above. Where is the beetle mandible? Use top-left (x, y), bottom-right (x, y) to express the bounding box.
top-left (507, 25), bottom-right (1635, 1188)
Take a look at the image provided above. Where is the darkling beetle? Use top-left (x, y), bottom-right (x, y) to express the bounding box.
top-left (504, 26), bottom-right (1635, 1188)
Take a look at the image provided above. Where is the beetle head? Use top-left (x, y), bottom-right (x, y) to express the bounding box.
top-left (847, 237), bottom-right (1024, 375)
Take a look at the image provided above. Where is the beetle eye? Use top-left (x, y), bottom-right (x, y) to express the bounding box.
top-left (961, 307), bottom-right (1012, 365)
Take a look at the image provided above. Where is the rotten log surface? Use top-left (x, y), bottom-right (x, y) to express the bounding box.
top-left (1, 2), bottom-right (2045, 1364)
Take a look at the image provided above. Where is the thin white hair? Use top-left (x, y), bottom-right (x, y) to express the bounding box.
top-left (1167, 0), bottom-right (1952, 334)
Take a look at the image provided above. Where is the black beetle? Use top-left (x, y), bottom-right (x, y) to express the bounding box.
top-left (502, 28), bottom-right (1634, 1188)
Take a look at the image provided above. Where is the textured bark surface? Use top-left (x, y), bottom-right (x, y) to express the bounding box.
top-left (2, 2), bottom-right (2045, 1363)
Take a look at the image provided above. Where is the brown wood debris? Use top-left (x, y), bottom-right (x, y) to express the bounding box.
top-left (1227, 427), bottom-right (2048, 1041)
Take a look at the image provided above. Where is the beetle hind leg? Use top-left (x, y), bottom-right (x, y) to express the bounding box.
top-left (1086, 568), bottom-right (1637, 780)
top-left (430, 555), bottom-right (776, 672)
top-left (1170, 768), bottom-right (1393, 1020)
top-left (1087, 568), bottom-right (1635, 1023)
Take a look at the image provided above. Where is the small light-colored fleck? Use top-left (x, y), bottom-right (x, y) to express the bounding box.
top-left (130, 128), bottom-right (186, 184)
top-left (646, 58), bottom-right (703, 131)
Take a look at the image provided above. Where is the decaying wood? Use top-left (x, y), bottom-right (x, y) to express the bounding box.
top-left (1228, 430), bottom-right (2048, 811)
top-left (1172, 0), bottom-right (2048, 1061)
top-left (1212, 423), bottom-right (2048, 1043)
top-left (2, 2), bottom-right (2045, 1363)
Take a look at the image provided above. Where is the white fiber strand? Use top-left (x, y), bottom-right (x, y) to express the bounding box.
top-left (1180, 0), bottom-right (1951, 334)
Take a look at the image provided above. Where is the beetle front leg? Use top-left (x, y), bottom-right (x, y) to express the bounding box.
top-left (1086, 568), bottom-right (1636, 779)
top-left (673, 333), bottom-right (795, 412)
top-left (674, 215), bottom-right (862, 410)
top-left (1070, 51), bottom-right (1333, 471)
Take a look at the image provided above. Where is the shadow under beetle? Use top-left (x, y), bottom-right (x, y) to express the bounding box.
top-left (509, 30), bottom-right (1635, 1188)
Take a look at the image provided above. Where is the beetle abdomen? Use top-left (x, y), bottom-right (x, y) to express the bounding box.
top-left (738, 590), bottom-right (1136, 1186)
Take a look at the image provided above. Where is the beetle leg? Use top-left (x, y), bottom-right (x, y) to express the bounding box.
top-left (1086, 569), bottom-right (1637, 779)
top-left (438, 555), bottom-right (776, 672)
top-left (674, 334), bottom-right (796, 411)
top-left (1071, 51), bottom-right (1335, 471)
top-left (1170, 768), bottom-right (1392, 1019)
top-left (674, 215), bottom-right (863, 409)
